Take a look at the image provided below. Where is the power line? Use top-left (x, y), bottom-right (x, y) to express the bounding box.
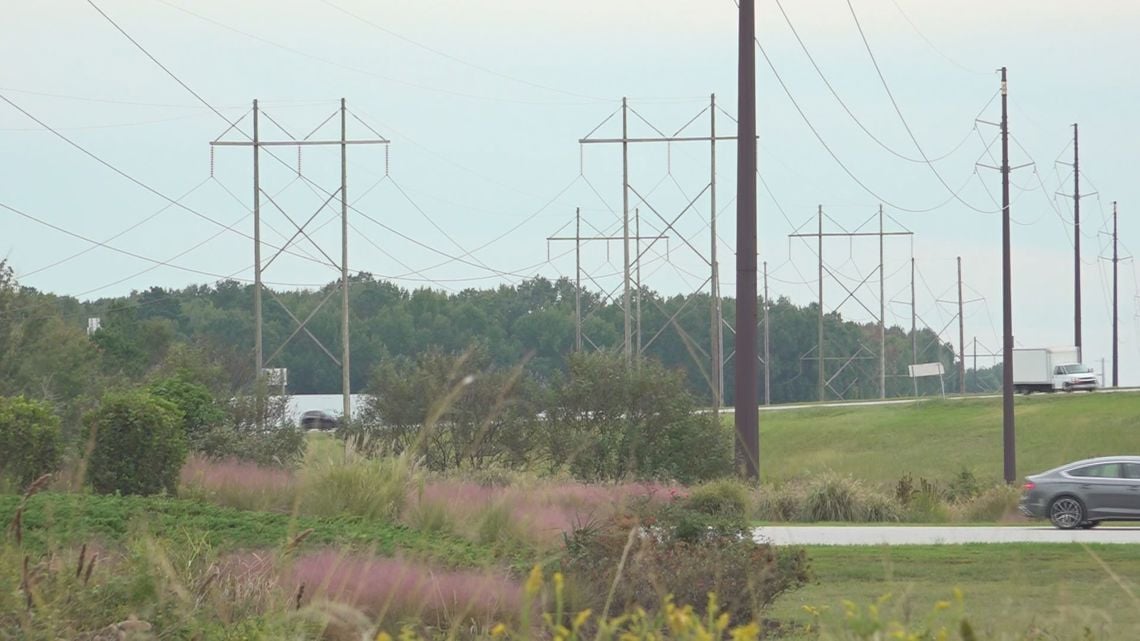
top-left (0, 92), bottom-right (330, 271)
top-left (885, 0), bottom-right (989, 76)
top-left (773, 0), bottom-right (991, 165)
top-left (147, 0), bottom-right (600, 107)
top-left (15, 177), bottom-right (211, 280)
top-left (842, 0), bottom-right (998, 215)
top-left (318, 0), bottom-right (607, 102)
top-left (0, 199), bottom-right (321, 288)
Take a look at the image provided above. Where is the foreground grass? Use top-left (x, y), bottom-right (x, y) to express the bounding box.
top-left (753, 393), bottom-right (1140, 483)
top-left (770, 543), bottom-right (1140, 639)
top-left (0, 492), bottom-right (495, 567)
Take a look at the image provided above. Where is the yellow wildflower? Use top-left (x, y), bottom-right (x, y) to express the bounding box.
top-left (375, 633), bottom-right (392, 641)
top-left (573, 609), bottom-right (593, 630)
top-left (716, 612), bottom-right (731, 631)
top-left (490, 624), bottom-right (507, 638)
top-left (525, 565), bottom-right (543, 596)
top-left (934, 600), bottom-right (952, 611)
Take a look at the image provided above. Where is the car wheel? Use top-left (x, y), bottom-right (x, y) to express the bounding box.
top-left (1079, 521), bottom-right (1100, 529)
top-left (1049, 496), bottom-right (1085, 529)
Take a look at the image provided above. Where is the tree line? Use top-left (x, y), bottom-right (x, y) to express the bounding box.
top-left (1, 260), bottom-right (999, 415)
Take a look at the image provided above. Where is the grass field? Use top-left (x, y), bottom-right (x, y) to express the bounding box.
top-left (0, 492), bottom-right (496, 567)
top-left (751, 393), bottom-right (1140, 484)
top-left (769, 543), bottom-right (1140, 639)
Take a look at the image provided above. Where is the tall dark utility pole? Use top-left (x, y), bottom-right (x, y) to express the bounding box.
top-left (1113, 201), bottom-right (1119, 388)
top-left (1000, 67), bottom-right (1016, 484)
top-left (734, 0), bottom-right (760, 480)
top-left (958, 256), bottom-right (966, 395)
top-left (1073, 124), bottom-right (1082, 362)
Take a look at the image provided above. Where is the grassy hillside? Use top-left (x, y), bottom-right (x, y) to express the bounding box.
top-left (753, 393), bottom-right (1140, 484)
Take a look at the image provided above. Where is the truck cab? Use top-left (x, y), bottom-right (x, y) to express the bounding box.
top-left (1052, 363), bottom-right (1099, 392)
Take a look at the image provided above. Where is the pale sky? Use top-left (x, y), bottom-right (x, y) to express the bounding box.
top-left (2, 0), bottom-right (1139, 384)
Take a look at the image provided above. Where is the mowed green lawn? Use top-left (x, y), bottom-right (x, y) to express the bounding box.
top-left (771, 544), bottom-right (1140, 639)
top-left (751, 393), bottom-right (1140, 484)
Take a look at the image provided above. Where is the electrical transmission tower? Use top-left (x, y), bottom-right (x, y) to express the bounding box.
top-left (210, 99), bottom-right (388, 425)
top-left (788, 205), bottom-right (913, 401)
top-left (574, 95), bottom-right (743, 415)
top-left (546, 207), bottom-right (669, 354)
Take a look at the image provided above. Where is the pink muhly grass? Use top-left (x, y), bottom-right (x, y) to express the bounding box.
top-left (289, 551), bottom-right (522, 624)
top-left (407, 479), bottom-right (685, 547)
top-left (180, 455), bottom-right (298, 512)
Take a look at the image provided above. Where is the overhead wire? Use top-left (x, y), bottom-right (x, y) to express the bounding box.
top-left (774, 0), bottom-right (991, 165)
top-left (318, 0), bottom-right (607, 102)
top-left (147, 0), bottom-right (600, 107)
top-left (0, 92), bottom-right (333, 271)
top-left (842, 0), bottom-right (1000, 215)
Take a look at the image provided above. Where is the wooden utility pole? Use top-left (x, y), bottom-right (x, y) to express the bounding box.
top-left (1113, 201), bottom-right (1119, 388)
top-left (958, 256), bottom-right (966, 395)
top-left (575, 208), bottom-right (582, 352)
top-left (879, 205), bottom-right (886, 399)
top-left (1000, 67), bottom-right (1016, 484)
top-left (339, 98), bottom-right (351, 425)
top-left (911, 257), bottom-right (918, 397)
top-left (734, 0), bottom-right (760, 479)
top-left (817, 205), bottom-right (825, 402)
top-left (763, 260), bottom-right (771, 405)
top-left (621, 97), bottom-right (632, 366)
top-left (1073, 124), bottom-right (1082, 363)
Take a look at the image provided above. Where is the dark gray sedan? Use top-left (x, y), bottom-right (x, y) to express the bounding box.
top-left (1019, 456), bottom-right (1140, 529)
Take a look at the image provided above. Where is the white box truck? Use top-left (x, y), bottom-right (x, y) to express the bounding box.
top-left (1012, 346), bottom-right (1099, 393)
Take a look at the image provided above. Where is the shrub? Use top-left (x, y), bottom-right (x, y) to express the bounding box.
top-left (902, 489), bottom-right (951, 523)
top-left (86, 391), bottom-right (186, 496)
top-left (475, 500), bottom-right (521, 546)
top-left (804, 474), bottom-right (863, 522)
top-left (148, 375), bottom-right (224, 444)
top-left (404, 497), bottom-right (457, 535)
top-left (560, 511), bottom-right (809, 622)
top-left (300, 454), bottom-right (413, 521)
top-left (946, 467), bottom-right (982, 502)
top-left (952, 484), bottom-right (1021, 522)
top-left (194, 384), bottom-right (306, 468)
top-left (546, 353), bottom-right (732, 483)
top-left (685, 479), bottom-right (750, 518)
top-left (0, 395), bottom-right (62, 488)
top-left (861, 491), bottom-right (902, 523)
top-left (754, 483), bottom-right (805, 522)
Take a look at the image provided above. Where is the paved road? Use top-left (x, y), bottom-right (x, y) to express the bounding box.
top-left (753, 525), bottom-right (1140, 545)
top-left (704, 386), bottom-right (1140, 414)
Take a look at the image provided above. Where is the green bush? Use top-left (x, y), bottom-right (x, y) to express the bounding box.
top-left (560, 511), bottom-right (809, 622)
top-left (148, 375), bottom-right (224, 443)
top-left (804, 474), bottom-right (864, 522)
top-left (300, 453), bottom-right (412, 521)
top-left (0, 395), bottom-right (62, 488)
top-left (193, 387), bottom-right (306, 468)
top-left (685, 478), bottom-right (750, 518)
top-left (86, 391), bottom-right (186, 496)
top-left (546, 353), bottom-right (732, 483)
top-left (952, 484), bottom-right (1021, 522)
top-left (754, 483), bottom-right (805, 522)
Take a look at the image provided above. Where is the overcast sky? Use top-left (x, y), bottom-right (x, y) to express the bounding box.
top-left (3, 0), bottom-right (1139, 383)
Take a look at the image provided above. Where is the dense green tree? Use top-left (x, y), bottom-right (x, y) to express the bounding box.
top-left (545, 352), bottom-right (731, 483)
top-left (86, 391), bottom-right (186, 496)
top-left (0, 395), bottom-right (62, 488)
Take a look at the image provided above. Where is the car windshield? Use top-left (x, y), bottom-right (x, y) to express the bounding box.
top-left (1058, 364), bottom-right (1093, 375)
